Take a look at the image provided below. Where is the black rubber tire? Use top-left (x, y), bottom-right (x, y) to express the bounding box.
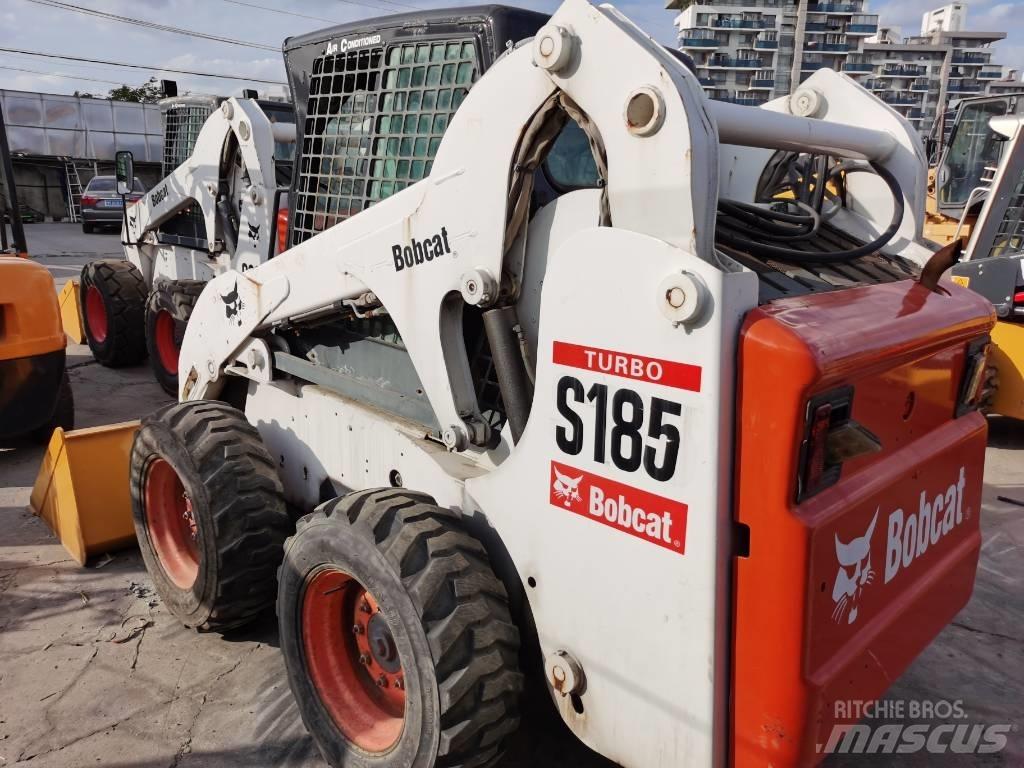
top-left (30, 370), bottom-right (75, 445)
top-left (145, 280), bottom-right (204, 396)
top-left (81, 221), bottom-right (94, 234)
top-left (278, 489), bottom-right (523, 768)
top-left (130, 400), bottom-right (291, 631)
top-left (80, 259), bottom-right (148, 367)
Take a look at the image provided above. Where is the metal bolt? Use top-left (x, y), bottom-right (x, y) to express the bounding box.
top-left (359, 653), bottom-right (370, 666)
top-left (666, 287), bottom-right (686, 308)
top-left (539, 37), bottom-right (555, 56)
top-left (360, 600), bottom-right (372, 614)
top-left (395, 677), bottom-right (404, 690)
top-left (352, 624), bottom-right (364, 635)
top-left (376, 675), bottom-right (388, 688)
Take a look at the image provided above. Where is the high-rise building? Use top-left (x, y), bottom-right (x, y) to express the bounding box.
top-left (666, 0), bottom-right (879, 106)
top-left (665, 1), bottom-right (1017, 137)
top-left (921, 3), bottom-right (967, 35)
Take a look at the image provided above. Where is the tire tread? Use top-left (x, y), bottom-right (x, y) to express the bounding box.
top-left (288, 488), bottom-right (522, 768)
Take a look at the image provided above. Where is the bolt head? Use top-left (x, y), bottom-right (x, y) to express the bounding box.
top-left (539, 36), bottom-right (555, 56)
top-left (667, 286), bottom-right (686, 308)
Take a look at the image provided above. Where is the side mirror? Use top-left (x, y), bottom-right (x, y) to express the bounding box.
top-left (115, 150), bottom-right (134, 196)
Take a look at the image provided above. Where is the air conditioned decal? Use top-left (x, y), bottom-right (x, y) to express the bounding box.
top-left (326, 34), bottom-right (382, 55)
top-left (549, 461), bottom-right (687, 555)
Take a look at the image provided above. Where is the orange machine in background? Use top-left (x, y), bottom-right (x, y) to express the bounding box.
top-left (0, 257), bottom-right (74, 443)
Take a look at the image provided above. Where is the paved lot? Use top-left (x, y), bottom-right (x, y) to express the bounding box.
top-left (0, 223), bottom-right (1022, 767)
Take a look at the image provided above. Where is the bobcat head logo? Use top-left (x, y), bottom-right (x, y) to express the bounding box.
top-left (220, 281), bottom-right (244, 326)
top-left (128, 211), bottom-right (137, 230)
top-left (552, 467), bottom-right (582, 508)
top-left (248, 222), bottom-right (260, 245)
top-left (832, 511), bottom-right (877, 625)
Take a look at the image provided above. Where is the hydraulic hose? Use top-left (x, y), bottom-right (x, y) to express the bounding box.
top-left (717, 161), bottom-right (905, 263)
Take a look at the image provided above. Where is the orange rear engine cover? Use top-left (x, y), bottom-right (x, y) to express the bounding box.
top-left (732, 280), bottom-right (994, 766)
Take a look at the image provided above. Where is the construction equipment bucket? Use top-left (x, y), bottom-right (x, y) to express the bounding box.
top-left (58, 279), bottom-right (84, 344)
top-left (30, 421), bottom-right (139, 565)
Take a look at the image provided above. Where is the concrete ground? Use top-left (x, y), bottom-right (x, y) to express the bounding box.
top-left (1, 223), bottom-right (1022, 767)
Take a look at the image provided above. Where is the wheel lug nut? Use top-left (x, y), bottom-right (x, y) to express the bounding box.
top-left (395, 677), bottom-right (404, 690)
top-left (359, 653), bottom-right (370, 665)
top-left (360, 600), bottom-right (372, 614)
top-left (352, 624), bottom-right (364, 635)
top-left (376, 675), bottom-right (388, 688)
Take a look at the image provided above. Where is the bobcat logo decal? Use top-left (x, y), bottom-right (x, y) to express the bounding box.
top-left (220, 281), bottom-right (244, 326)
top-left (248, 222), bottom-right (260, 245)
top-left (832, 511), bottom-right (877, 625)
top-left (552, 467), bottom-right (583, 508)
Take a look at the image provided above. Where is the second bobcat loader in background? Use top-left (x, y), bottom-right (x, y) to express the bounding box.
top-left (121, 1), bottom-right (997, 766)
top-left (78, 97), bottom-right (295, 394)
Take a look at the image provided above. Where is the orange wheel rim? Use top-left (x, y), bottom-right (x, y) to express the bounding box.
top-left (302, 568), bottom-right (406, 752)
top-left (143, 458), bottom-right (199, 589)
top-left (154, 310), bottom-right (180, 375)
top-left (85, 285), bottom-right (108, 342)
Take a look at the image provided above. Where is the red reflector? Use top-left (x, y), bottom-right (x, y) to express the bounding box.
top-left (1014, 290), bottom-right (1024, 305)
top-left (804, 402), bottom-right (832, 495)
top-left (277, 207), bottom-right (289, 255)
top-left (81, 195), bottom-right (97, 206)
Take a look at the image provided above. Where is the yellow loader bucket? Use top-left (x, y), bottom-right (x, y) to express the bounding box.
top-left (30, 421), bottom-right (139, 566)
top-left (59, 279), bottom-right (85, 344)
top-left (991, 321), bottom-right (1024, 421)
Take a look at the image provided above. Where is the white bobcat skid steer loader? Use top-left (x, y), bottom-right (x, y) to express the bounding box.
top-left (79, 97), bottom-right (295, 395)
top-left (128, 2), bottom-right (994, 767)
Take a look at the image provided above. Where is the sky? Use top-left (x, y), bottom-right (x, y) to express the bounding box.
top-left (0, 0), bottom-right (1020, 101)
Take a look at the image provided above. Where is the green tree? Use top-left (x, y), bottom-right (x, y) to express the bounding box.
top-left (107, 77), bottom-right (162, 103)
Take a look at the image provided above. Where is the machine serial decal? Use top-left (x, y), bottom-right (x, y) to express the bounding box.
top-left (549, 461), bottom-right (687, 555)
top-left (555, 374), bottom-right (683, 481)
top-left (553, 341), bottom-right (702, 392)
top-left (248, 223), bottom-right (260, 245)
top-left (392, 227), bottom-right (451, 272)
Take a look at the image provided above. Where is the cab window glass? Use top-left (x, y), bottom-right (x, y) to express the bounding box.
top-left (940, 100), bottom-right (1008, 206)
top-left (544, 120), bottom-right (600, 190)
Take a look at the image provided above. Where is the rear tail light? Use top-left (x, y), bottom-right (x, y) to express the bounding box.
top-left (797, 387), bottom-right (881, 502)
top-left (1014, 290), bottom-right (1024, 306)
top-left (277, 207), bottom-right (289, 255)
top-left (81, 195), bottom-right (97, 206)
top-left (955, 337), bottom-right (991, 417)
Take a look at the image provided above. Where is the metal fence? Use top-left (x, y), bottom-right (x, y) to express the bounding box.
top-left (0, 89), bottom-right (161, 161)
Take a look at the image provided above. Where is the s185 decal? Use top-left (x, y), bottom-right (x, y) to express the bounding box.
top-left (555, 375), bottom-right (682, 482)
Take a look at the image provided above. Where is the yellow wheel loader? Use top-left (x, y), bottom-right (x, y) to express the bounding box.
top-left (928, 95), bottom-right (1024, 420)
